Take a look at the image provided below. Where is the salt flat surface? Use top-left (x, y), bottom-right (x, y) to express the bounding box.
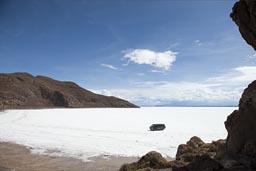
top-left (0, 107), bottom-right (235, 161)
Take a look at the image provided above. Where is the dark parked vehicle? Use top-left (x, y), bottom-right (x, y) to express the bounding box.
top-left (149, 124), bottom-right (166, 131)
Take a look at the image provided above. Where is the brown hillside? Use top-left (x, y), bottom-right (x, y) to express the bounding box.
top-left (0, 72), bottom-right (138, 109)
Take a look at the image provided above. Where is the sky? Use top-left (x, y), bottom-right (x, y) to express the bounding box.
top-left (0, 0), bottom-right (255, 106)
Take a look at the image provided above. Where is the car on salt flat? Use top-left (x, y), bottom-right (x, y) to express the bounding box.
top-left (149, 124), bottom-right (166, 131)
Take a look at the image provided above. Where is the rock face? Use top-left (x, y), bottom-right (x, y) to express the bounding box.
top-left (176, 136), bottom-right (225, 163)
top-left (185, 155), bottom-right (223, 171)
top-left (223, 0), bottom-right (256, 169)
top-left (118, 136), bottom-right (253, 171)
top-left (119, 137), bottom-right (226, 171)
top-left (0, 72), bottom-right (138, 109)
top-left (230, 0), bottom-right (256, 50)
top-left (225, 80), bottom-right (256, 155)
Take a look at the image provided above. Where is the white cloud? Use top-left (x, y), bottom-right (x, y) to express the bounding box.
top-left (207, 66), bottom-right (256, 84)
top-left (101, 63), bottom-right (118, 70)
top-left (232, 66), bottom-right (256, 82)
top-left (151, 69), bottom-right (164, 73)
top-left (92, 66), bottom-right (256, 106)
top-left (194, 40), bottom-right (202, 46)
top-left (123, 49), bottom-right (177, 70)
top-left (234, 66), bottom-right (256, 75)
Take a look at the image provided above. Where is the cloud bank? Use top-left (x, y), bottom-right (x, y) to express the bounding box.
top-left (123, 49), bottom-right (177, 70)
top-left (92, 66), bottom-right (256, 106)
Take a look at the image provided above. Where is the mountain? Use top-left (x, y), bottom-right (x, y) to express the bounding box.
top-left (0, 72), bottom-right (138, 109)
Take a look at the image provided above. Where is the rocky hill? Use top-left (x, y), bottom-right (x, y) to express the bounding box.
top-left (0, 72), bottom-right (138, 109)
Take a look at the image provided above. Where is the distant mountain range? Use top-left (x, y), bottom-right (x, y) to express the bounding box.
top-left (0, 72), bottom-right (138, 109)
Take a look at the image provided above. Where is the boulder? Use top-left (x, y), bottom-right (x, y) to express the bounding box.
top-left (137, 151), bottom-right (170, 169)
top-left (175, 144), bottom-right (189, 161)
top-left (186, 136), bottom-right (204, 148)
top-left (176, 136), bottom-right (223, 162)
top-left (119, 137), bottom-right (227, 171)
top-left (119, 151), bottom-right (172, 171)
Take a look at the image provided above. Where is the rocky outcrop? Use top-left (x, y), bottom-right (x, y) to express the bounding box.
top-left (222, 80), bottom-right (256, 170)
top-left (230, 0), bottom-right (256, 50)
top-left (185, 155), bottom-right (223, 171)
top-left (220, 0), bottom-right (256, 169)
top-left (119, 137), bottom-right (226, 171)
top-left (119, 136), bottom-right (254, 171)
top-left (225, 80), bottom-right (256, 155)
top-left (119, 152), bottom-right (172, 171)
top-left (0, 72), bottom-right (138, 109)
top-left (176, 136), bottom-right (225, 163)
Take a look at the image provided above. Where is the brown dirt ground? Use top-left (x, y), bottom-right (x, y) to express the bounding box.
top-left (0, 142), bottom-right (138, 171)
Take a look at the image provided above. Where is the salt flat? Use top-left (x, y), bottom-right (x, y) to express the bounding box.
top-left (0, 107), bottom-right (235, 161)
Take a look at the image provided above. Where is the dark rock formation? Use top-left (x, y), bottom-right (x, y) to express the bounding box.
top-left (221, 80), bottom-right (256, 170)
top-left (230, 0), bottom-right (256, 50)
top-left (176, 136), bottom-right (225, 163)
top-left (119, 137), bottom-right (226, 171)
top-left (225, 80), bottom-right (256, 155)
top-left (185, 155), bottom-right (223, 171)
top-left (119, 152), bottom-right (172, 171)
top-left (186, 136), bottom-right (204, 148)
top-left (119, 136), bottom-right (254, 171)
top-left (0, 72), bottom-right (138, 109)
top-left (219, 0), bottom-right (256, 170)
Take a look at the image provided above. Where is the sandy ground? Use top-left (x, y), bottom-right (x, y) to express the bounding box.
top-left (0, 142), bottom-right (139, 171)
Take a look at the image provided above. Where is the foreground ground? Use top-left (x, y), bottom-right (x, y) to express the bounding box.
top-left (0, 142), bottom-right (138, 171)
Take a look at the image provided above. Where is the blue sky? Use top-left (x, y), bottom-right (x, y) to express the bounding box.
top-left (0, 0), bottom-right (255, 106)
